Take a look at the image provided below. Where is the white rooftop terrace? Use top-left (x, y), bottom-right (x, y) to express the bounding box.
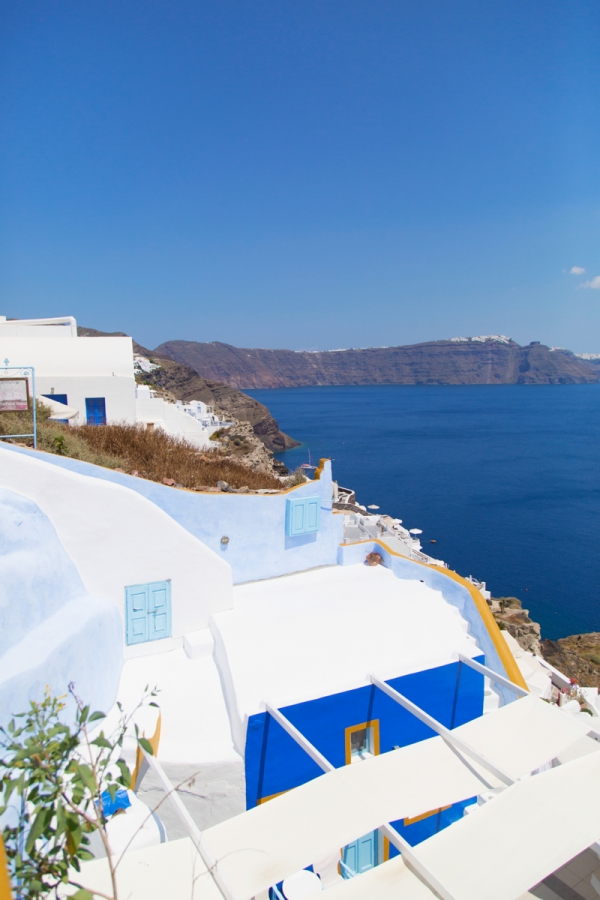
top-left (211, 563), bottom-right (481, 753)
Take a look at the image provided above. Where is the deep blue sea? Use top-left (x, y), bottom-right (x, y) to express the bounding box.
top-left (247, 384), bottom-right (600, 641)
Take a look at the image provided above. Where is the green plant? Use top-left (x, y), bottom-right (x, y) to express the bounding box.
top-left (0, 684), bottom-right (157, 900)
top-left (286, 467), bottom-right (307, 487)
top-left (52, 435), bottom-right (67, 455)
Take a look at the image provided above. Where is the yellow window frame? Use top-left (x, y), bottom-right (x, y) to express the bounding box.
top-left (344, 720), bottom-right (380, 765)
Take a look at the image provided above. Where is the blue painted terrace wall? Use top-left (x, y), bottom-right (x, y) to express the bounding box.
top-left (245, 659), bottom-right (483, 843)
top-left (1, 444), bottom-right (343, 583)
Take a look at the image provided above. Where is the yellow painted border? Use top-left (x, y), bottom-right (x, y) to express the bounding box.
top-left (342, 539), bottom-right (528, 692)
top-left (312, 458), bottom-right (329, 481)
top-left (257, 789), bottom-right (289, 805)
top-left (131, 711), bottom-right (162, 792)
top-left (404, 805), bottom-right (450, 826)
top-left (0, 834), bottom-right (12, 900)
top-left (345, 720), bottom-right (380, 765)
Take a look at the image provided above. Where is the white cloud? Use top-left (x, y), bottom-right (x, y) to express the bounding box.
top-left (580, 276), bottom-right (600, 289)
top-left (570, 266), bottom-right (586, 274)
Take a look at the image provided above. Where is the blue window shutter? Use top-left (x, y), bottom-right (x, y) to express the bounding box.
top-left (125, 581), bottom-right (172, 645)
top-left (286, 496), bottom-right (321, 536)
top-left (126, 585), bottom-right (149, 644)
top-left (305, 497), bottom-right (320, 532)
top-left (148, 581), bottom-right (172, 641)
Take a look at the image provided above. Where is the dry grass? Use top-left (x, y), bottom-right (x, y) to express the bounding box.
top-left (0, 406), bottom-right (284, 490)
top-left (0, 404), bottom-right (125, 469)
top-left (76, 422), bottom-right (283, 490)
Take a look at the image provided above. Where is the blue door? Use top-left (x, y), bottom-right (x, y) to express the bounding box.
top-left (342, 831), bottom-right (378, 878)
top-left (85, 397), bottom-right (107, 425)
top-left (125, 581), bottom-right (172, 645)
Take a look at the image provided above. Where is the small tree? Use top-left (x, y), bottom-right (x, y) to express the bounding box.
top-left (0, 684), bottom-right (158, 900)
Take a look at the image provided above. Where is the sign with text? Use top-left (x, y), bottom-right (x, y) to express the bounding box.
top-left (0, 377), bottom-right (30, 412)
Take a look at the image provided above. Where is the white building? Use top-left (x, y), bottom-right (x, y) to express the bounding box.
top-left (0, 315), bottom-right (230, 445)
top-left (0, 315), bottom-right (136, 425)
top-left (135, 387), bottom-right (230, 448)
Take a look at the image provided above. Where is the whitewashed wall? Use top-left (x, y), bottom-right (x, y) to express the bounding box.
top-left (2, 335), bottom-right (137, 424)
top-left (135, 397), bottom-right (212, 447)
top-left (37, 376), bottom-right (136, 424)
top-left (0, 446), bottom-right (233, 658)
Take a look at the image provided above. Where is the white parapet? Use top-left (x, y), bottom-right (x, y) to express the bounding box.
top-left (135, 395), bottom-right (213, 448)
top-left (0, 444), bottom-right (233, 658)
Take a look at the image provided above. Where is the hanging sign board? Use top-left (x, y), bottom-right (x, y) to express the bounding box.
top-left (0, 377), bottom-right (30, 411)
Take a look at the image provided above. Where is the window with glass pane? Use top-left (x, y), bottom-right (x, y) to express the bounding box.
top-left (351, 726), bottom-right (373, 760)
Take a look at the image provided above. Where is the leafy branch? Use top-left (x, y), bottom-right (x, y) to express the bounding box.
top-left (0, 684), bottom-right (158, 900)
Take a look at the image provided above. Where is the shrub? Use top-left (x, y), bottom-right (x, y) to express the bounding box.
top-left (75, 422), bottom-right (282, 490)
top-left (0, 685), bottom-right (157, 900)
top-left (0, 408), bottom-right (283, 491)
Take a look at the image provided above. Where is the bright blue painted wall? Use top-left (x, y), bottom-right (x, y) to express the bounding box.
top-left (1, 444), bottom-right (343, 583)
top-left (0, 488), bottom-right (123, 727)
top-left (338, 540), bottom-right (516, 704)
top-left (245, 658), bottom-right (483, 810)
top-left (389, 798), bottom-right (476, 848)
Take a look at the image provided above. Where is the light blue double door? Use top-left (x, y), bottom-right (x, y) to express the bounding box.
top-left (125, 581), bottom-right (172, 645)
top-left (342, 830), bottom-right (379, 878)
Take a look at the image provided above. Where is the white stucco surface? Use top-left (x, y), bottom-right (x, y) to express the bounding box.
top-left (36, 375), bottom-right (136, 424)
top-left (211, 563), bottom-right (480, 753)
top-left (0, 445), bottom-right (233, 657)
top-left (116, 649), bottom-right (240, 764)
top-left (0, 488), bottom-right (122, 726)
top-left (2, 333), bottom-right (137, 424)
top-left (135, 396), bottom-right (211, 448)
top-left (0, 335), bottom-right (134, 376)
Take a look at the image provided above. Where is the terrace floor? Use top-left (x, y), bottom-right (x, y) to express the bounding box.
top-left (521, 849), bottom-right (600, 900)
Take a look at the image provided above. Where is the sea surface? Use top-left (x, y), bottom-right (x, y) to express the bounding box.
top-left (247, 384), bottom-right (600, 641)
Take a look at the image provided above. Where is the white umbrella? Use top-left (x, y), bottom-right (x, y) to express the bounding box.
top-left (37, 395), bottom-right (79, 421)
top-left (409, 528), bottom-right (423, 535)
top-left (368, 504), bottom-right (380, 510)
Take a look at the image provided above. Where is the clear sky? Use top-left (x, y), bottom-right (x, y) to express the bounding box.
top-left (1, 0), bottom-right (600, 352)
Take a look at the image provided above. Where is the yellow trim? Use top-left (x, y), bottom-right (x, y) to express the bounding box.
top-left (345, 720), bottom-right (380, 765)
top-left (341, 539), bottom-right (528, 692)
top-left (383, 835), bottom-right (390, 862)
top-left (404, 805), bottom-right (450, 826)
top-left (257, 789), bottom-right (289, 805)
top-left (0, 834), bottom-right (12, 900)
top-left (312, 458), bottom-right (329, 481)
top-left (131, 711), bottom-right (162, 792)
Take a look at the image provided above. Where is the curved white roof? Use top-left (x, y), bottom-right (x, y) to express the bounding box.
top-left (211, 563), bottom-right (480, 750)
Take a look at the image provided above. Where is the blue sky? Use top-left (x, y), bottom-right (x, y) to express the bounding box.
top-left (1, 0), bottom-right (600, 352)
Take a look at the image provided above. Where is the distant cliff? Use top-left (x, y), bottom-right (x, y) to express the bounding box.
top-left (155, 337), bottom-right (599, 389)
top-left (78, 327), bottom-right (299, 452)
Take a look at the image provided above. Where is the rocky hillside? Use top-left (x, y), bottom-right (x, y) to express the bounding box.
top-left (154, 337), bottom-right (599, 389)
top-left (78, 327), bottom-right (299, 452)
top-left (541, 633), bottom-right (600, 689)
top-left (490, 596), bottom-right (541, 654)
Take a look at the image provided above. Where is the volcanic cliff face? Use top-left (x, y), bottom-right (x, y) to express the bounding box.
top-left (154, 338), bottom-right (599, 389)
